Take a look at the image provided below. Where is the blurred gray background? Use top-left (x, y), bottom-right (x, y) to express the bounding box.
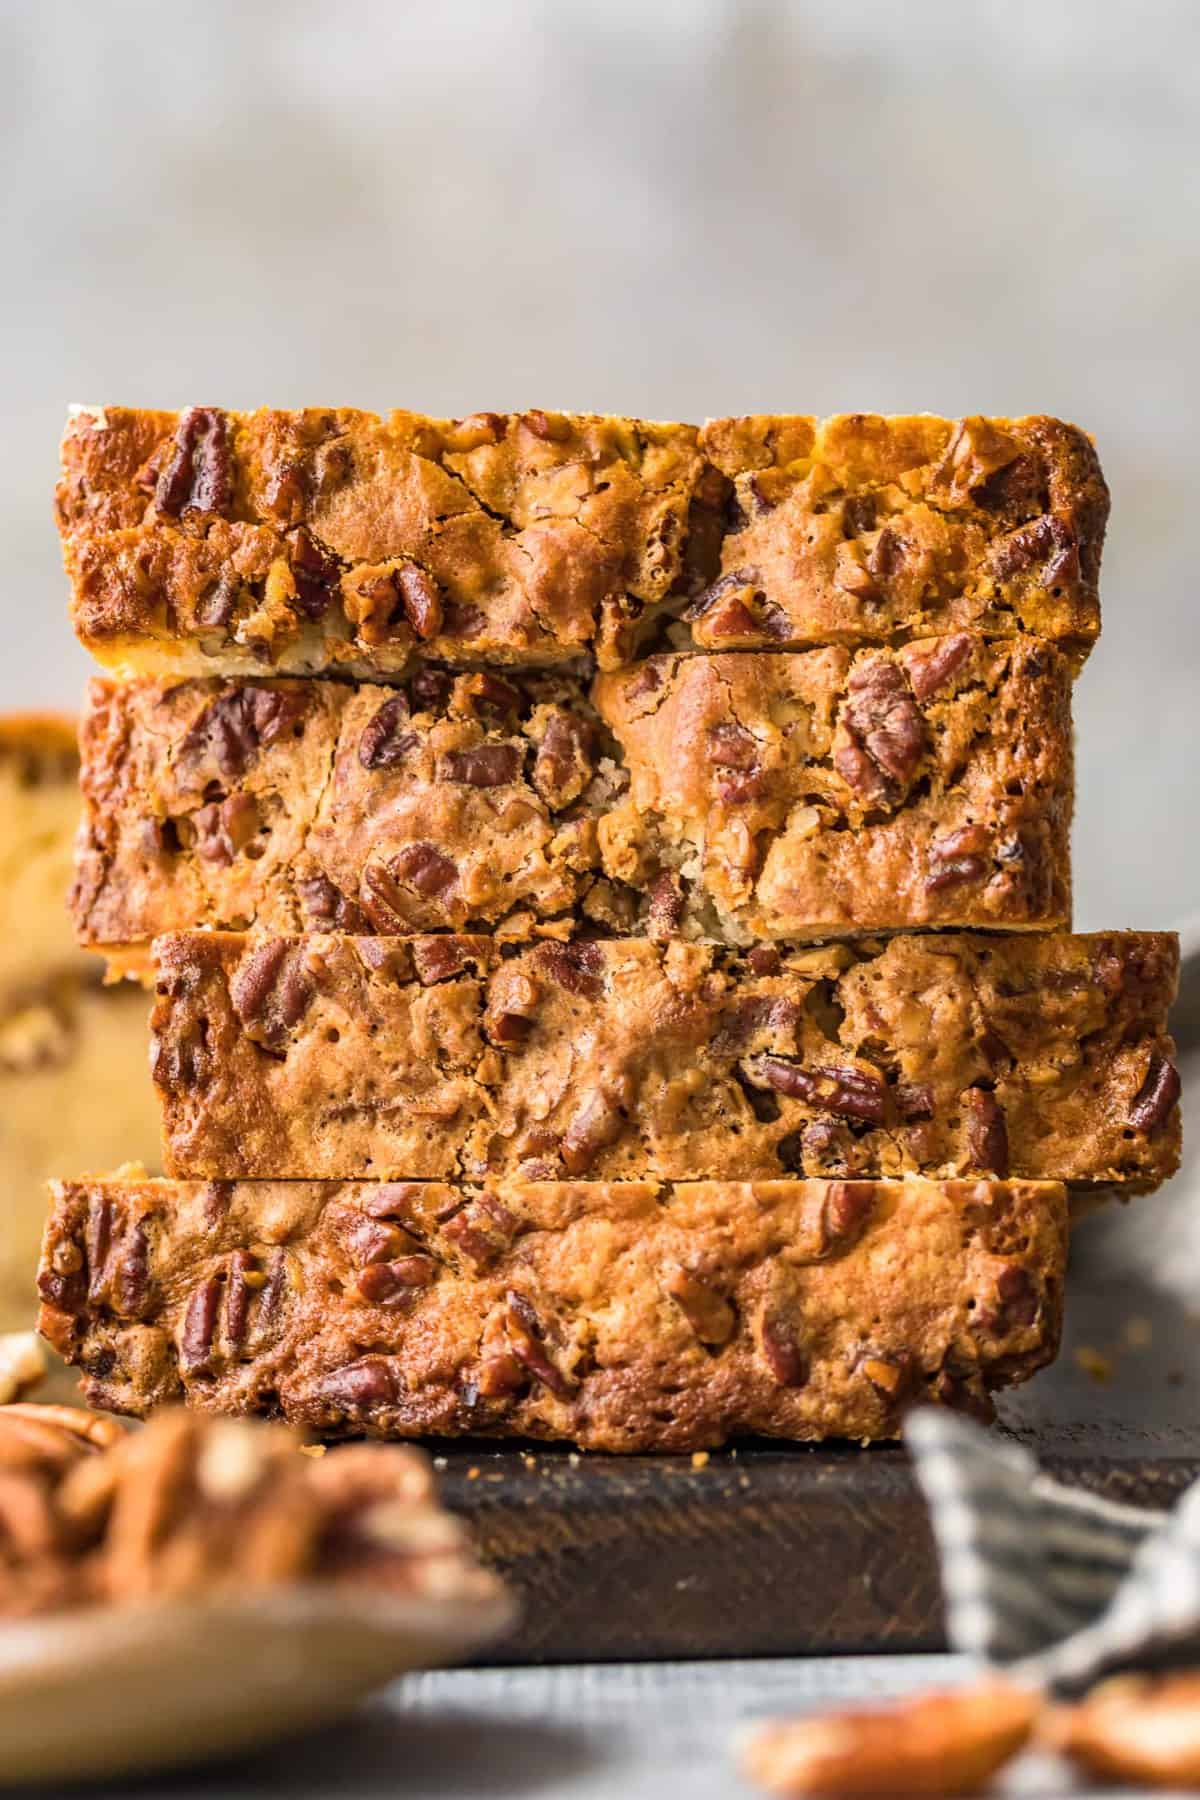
top-left (2, 0), bottom-right (1196, 930)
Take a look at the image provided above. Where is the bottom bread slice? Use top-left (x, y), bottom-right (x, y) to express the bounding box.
top-left (38, 1176), bottom-right (1066, 1453)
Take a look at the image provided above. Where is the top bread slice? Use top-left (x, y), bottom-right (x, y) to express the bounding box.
top-left (58, 408), bottom-right (1106, 678)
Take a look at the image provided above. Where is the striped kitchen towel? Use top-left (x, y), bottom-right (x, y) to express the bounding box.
top-left (906, 1409), bottom-right (1200, 1693)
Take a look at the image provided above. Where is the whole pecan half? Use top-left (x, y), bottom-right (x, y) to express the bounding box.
top-left (154, 407), bottom-right (232, 518)
top-left (1128, 1053), bottom-right (1181, 1133)
top-left (742, 1056), bottom-right (887, 1124)
top-left (358, 694), bottom-right (416, 770)
top-left (229, 939), bottom-right (314, 1051)
top-left (833, 659), bottom-right (925, 806)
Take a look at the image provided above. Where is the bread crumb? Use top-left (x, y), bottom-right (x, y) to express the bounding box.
top-left (297, 1442), bottom-right (326, 1459)
top-left (467, 1466), bottom-right (480, 1480)
top-left (1074, 1346), bottom-right (1113, 1384)
top-left (691, 1450), bottom-right (710, 1470)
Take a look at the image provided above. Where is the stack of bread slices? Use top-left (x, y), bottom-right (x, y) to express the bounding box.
top-left (37, 407), bottom-right (1180, 1451)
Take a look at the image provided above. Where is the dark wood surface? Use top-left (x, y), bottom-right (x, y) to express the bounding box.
top-left (440, 1095), bottom-right (1200, 1661)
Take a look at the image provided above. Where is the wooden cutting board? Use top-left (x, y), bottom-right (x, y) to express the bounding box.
top-left (440, 1207), bottom-right (1200, 1662)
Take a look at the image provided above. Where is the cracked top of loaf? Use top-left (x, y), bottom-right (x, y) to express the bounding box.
top-left (58, 407), bottom-right (1106, 676)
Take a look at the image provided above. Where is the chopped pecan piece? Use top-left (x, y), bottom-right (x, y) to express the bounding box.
top-left (315, 1357), bottom-right (403, 1411)
top-left (743, 1057), bottom-right (886, 1124)
top-left (150, 1018), bottom-right (212, 1095)
top-left (991, 1264), bottom-right (1038, 1329)
top-left (904, 632), bottom-right (972, 702)
top-left (665, 1269), bottom-right (736, 1347)
top-left (1128, 1053), bottom-right (1181, 1133)
top-left (707, 719), bottom-right (764, 803)
top-left (298, 873), bottom-right (370, 932)
top-left (444, 411), bottom-right (505, 451)
top-left (820, 1183), bottom-right (874, 1253)
top-left (358, 694), bottom-right (417, 769)
top-left (896, 1083), bottom-right (934, 1122)
top-left (646, 870), bottom-right (685, 940)
top-left (289, 527), bottom-right (342, 621)
top-left (229, 939), bottom-right (314, 1051)
top-left (760, 1316), bottom-right (808, 1387)
top-left (442, 1196), bottom-right (517, 1271)
top-left (484, 972), bottom-right (540, 1046)
top-left (684, 566), bottom-right (762, 624)
top-left (154, 407), bottom-right (232, 517)
top-left (437, 744), bottom-right (522, 787)
top-left (180, 685), bottom-right (306, 782)
top-left (357, 1258), bottom-right (437, 1305)
top-left (535, 939), bottom-right (605, 1000)
top-left (411, 938), bottom-right (481, 985)
top-left (522, 409), bottom-right (571, 443)
top-left (834, 659), bottom-right (925, 806)
top-left (927, 824), bottom-right (992, 893)
top-left (990, 511), bottom-right (1080, 586)
top-left (532, 711), bottom-right (594, 808)
top-left (190, 792), bottom-right (259, 865)
top-left (368, 845), bottom-right (458, 910)
top-left (961, 1087), bottom-right (1009, 1176)
top-left (503, 1292), bottom-right (576, 1397)
top-left (561, 1089), bottom-right (625, 1174)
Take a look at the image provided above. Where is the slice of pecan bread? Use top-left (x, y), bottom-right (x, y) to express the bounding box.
top-left (39, 1175), bottom-right (1066, 1452)
top-left (148, 930), bottom-right (1179, 1193)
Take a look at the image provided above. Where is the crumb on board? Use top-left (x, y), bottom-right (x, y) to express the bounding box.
top-left (1074, 1345), bottom-right (1114, 1384)
top-left (691, 1451), bottom-right (710, 1470)
top-left (298, 1443), bottom-right (326, 1458)
top-left (467, 1466), bottom-right (480, 1480)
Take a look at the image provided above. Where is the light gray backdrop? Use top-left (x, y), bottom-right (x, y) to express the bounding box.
top-left (3, 0), bottom-right (1196, 929)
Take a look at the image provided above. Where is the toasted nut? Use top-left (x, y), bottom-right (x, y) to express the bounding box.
top-left (1048, 1671), bottom-right (1200, 1787)
top-left (742, 1681), bottom-right (1039, 1796)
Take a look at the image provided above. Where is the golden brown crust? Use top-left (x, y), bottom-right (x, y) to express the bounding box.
top-left (58, 409), bottom-right (1105, 676)
top-left (58, 406), bottom-right (715, 675)
top-left (73, 639), bottom-right (1073, 953)
top-left (149, 930), bottom-right (1179, 1192)
top-left (696, 414), bottom-right (1105, 658)
top-left (38, 1175), bottom-right (1067, 1452)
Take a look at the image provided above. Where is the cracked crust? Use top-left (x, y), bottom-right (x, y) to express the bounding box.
top-left (37, 1175), bottom-right (1066, 1452)
top-left (149, 931), bottom-right (1180, 1193)
top-left (696, 413), bottom-right (1105, 658)
top-left (58, 406), bottom-right (716, 677)
top-left (58, 409), bottom-right (1104, 677)
top-left (595, 637), bottom-right (1073, 937)
top-left (72, 637), bottom-right (1073, 965)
